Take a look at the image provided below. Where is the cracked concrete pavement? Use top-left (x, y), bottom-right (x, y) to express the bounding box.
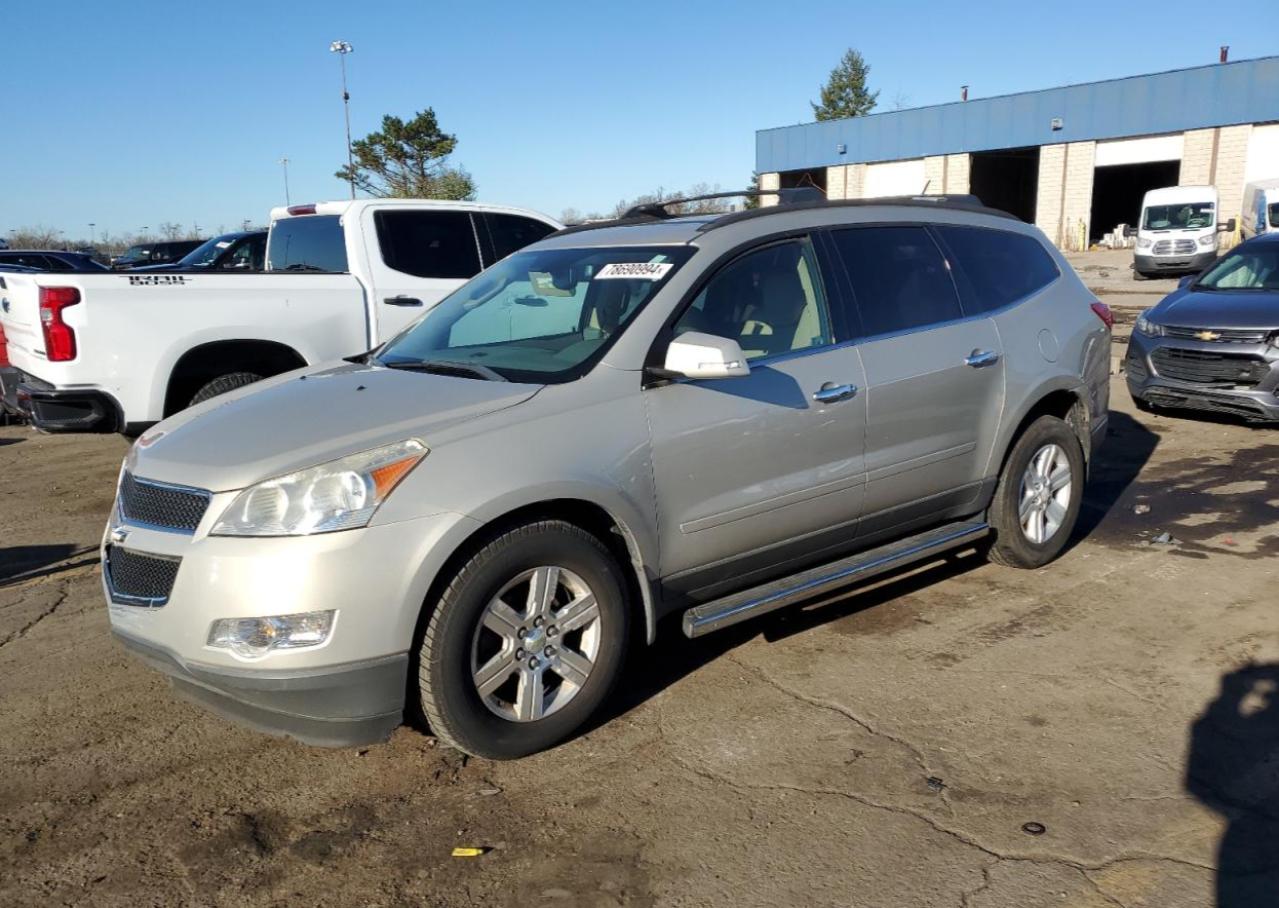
top-left (2, 326), bottom-right (1278, 906)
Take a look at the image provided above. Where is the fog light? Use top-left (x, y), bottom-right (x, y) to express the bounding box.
top-left (207, 610), bottom-right (336, 659)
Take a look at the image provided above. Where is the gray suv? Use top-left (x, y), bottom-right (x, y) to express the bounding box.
top-left (103, 192), bottom-right (1111, 758)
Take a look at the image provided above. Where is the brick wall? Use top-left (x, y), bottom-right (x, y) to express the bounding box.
top-left (945, 154), bottom-right (970, 194)
top-left (1035, 144), bottom-right (1066, 244)
top-left (923, 157), bottom-right (946, 195)
top-left (759, 172), bottom-right (780, 207)
top-left (1179, 129), bottom-right (1215, 184)
top-left (1213, 125), bottom-right (1252, 246)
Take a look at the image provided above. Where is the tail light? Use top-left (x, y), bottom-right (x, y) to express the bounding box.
top-left (0, 323), bottom-right (9, 368)
top-left (39, 286), bottom-right (81, 361)
top-left (286, 204), bottom-right (317, 216)
top-left (1090, 300), bottom-right (1114, 330)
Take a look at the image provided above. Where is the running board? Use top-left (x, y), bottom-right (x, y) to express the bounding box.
top-left (681, 520), bottom-right (990, 638)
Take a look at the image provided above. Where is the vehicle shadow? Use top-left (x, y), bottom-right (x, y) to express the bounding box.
top-left (0, 544), bottom-right (99, 584)
top-left (593, 551), bottom-right (986, 735)
top-left (1073, 409), bottom-right (1161, 541)
top-left (1186, 663), bottom-right (1279, 905)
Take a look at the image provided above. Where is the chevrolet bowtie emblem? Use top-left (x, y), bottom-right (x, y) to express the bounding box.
top-left (1194, 330), bottom-right (1221, 342)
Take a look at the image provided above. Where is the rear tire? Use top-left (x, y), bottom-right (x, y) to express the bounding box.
top-left (416, 520), bottom-right (630, 759)
top-left (1133, 269), bottom-right (1150, 281)
top-left (1133, 396), bottom-right (1154, 414)
top-left (189, 371), bottom-right (263, 407)
top-left (986, 415), bottom-right (1085, 569)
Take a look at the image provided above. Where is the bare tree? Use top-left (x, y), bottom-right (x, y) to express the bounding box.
top-left (158, 222), bottom-right (184, 241)
top-left (7, 226), bottom-right (64, 249)
top-left (610, 183), bottom-right (735, 219)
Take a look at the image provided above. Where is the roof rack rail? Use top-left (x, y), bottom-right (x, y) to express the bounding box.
top-left (622, 187), bottom-right (824, 220)
top-left (696, 193), bottom-right (1018, 232)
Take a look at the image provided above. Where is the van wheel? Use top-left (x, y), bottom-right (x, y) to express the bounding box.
top-left (416, 520), bottom-right (630, 759)
top-left (986, 416), bottom-right (1085, 569)
top-left (1132, 269), bottom-right (1150, 281)
top-left (189, 371), bottom-right (263, 407)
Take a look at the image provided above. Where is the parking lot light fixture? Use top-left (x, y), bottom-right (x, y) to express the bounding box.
top-left (279, 157), bottom-right (291, 205)
top-left (329, 40), bottom-right (355, 200)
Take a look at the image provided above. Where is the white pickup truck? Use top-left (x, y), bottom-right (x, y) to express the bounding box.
top-left (0, 199), bottom-right (560, 433)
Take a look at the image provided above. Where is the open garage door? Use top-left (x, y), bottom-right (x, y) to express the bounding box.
top-left (969, 147), bottom-right (1038, 223)
top-left (1090, 160), bottom-right (1180, 243)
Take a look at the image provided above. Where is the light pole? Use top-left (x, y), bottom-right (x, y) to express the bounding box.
top-left (329, 40), bottom-right (355, 199)
top-left (88, 222), bottom-right (95, 246)
top-left (278, 156), bottom-right (291, 205)
top-left (140, 226), bottom-right (149, 241)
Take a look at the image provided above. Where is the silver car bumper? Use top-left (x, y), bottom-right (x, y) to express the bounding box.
top-left (1125, 332), bottom-right (1279, 421)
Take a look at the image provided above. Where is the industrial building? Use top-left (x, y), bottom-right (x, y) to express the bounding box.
top-left (755, 55), bottom-right (1279, 250)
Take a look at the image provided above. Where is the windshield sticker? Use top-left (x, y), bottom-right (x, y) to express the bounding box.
top-left (594, 262), bottom-right (673, 281)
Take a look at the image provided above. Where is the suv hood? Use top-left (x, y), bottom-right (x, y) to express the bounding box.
top-left (1153, 288), bottom-right (1279, 330)
top-left (131, 361), bottom-right (542, 492)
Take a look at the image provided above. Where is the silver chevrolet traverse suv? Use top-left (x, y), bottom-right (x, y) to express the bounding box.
top-left (104, 191), bottom-right (1112, 758)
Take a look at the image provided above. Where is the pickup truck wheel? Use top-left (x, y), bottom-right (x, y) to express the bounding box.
top-left (189, 371), bottom-right (263, 407)
top-left (986, 415), bottom-right (1085, 569)
top-left (416, 520), bottom-right (630, 759)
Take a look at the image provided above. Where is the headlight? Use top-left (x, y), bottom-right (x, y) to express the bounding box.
top-left (1135, 314), bottom-right (1164, 337)
top-left (1198, 235), bottom-right (1216, 247)
top-left (1136, 237), bottom-right (1153, 249)
top-left (211, 439), bottom-right (427, 536)
top-left (208, 610), bottom-right (335, 659)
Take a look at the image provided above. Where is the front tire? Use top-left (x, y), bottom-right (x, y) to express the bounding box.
top-left (986, 416), bottom-right (1085, 569)
top-left (416, 520), bottom-right (630, 759)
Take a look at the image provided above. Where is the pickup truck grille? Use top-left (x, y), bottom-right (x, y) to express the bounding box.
top-left (1162, 326), bottom-right (1270, 344)
top-left (117, 472), bottom-right (211, 533)
top-left (104, 546), bottom-right (181, 607)
top-left (1150, 347), bottom-right (1270, 386)
top-left (1151, 239), bottom-right (1197, 255)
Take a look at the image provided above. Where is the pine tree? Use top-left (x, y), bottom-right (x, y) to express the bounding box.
top-left (811, 49), bottom-right (879, 122)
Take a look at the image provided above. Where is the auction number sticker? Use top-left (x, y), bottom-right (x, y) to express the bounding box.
top-left (594, 262), bottom-right (673, 280)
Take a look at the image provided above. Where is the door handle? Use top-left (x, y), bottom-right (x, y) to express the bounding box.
top-left (813, 382), bottom-right (858, 403)
top-left (384, 296), bottom-right (424, 307)
top-left (965, 349), bottom-right (1000, 368)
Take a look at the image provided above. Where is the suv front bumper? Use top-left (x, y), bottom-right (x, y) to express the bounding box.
top-left (1126, 331), bottom-right (1279, 421)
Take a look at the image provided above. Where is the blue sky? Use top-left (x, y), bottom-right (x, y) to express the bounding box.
top-left (4, 0), bottom-right (1277, 240)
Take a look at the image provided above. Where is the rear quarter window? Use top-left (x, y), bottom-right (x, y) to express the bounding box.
top-left (267, 215), bottom-right (348, 273)
top-left (934, 225), bottom-right (1059, 315)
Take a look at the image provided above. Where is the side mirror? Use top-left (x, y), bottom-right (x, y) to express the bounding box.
top-left (662, 332), bottom-right (750, 380)
top-left (1219, 218), bottom-right (1237, 233)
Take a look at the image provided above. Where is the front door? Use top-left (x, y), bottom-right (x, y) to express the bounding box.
top-left (644, 237), bottom-right (868, 603)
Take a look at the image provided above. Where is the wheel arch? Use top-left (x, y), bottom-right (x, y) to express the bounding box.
top-left (993, 380), bottom-right (1092, 479)
top-left (163, 339), bottom-right (308, 416)
top-left (415, 496), bottom-right (660, 649)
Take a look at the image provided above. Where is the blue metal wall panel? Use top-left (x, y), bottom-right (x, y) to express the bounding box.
top-left (757, 56), bottom-right (1279, 173)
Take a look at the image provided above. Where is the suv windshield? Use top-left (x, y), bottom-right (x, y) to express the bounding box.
top-left (376, 245), bottom-right (693, 383)
top-left (1195, 244), bottom-right (1279, 291)
top-left (179, 234), bottom-right (239, 267)
top-left (1143, 202), bottom-right (1215, 230)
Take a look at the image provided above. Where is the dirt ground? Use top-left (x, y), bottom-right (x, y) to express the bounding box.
top-left (3, 269), bottom-right (1278, 907)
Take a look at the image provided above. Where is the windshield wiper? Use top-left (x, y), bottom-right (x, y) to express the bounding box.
top-left (381, 358), bottom-right (508, 382)
top-left (282, 263), bottom-right (328, 272)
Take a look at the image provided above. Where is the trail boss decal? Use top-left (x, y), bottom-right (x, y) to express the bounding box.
top-left (594, 262), bottom-right (673, 280)
top-left (127, 275), bottom-right (189, 286)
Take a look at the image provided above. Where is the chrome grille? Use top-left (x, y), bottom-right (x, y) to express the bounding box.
top-left (1150, 347), bottom-right (1270, 386)
top-left (1163, 325), bottom-right (1269, 344)
top-left (117, 472), bottom-right (210, 533)
top-left (1151, 239), bottom-right (1197, 255)
top-left (104, 546), bottom-right (181, 607)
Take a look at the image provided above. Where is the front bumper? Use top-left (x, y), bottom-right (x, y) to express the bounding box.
top-left (1125, 332), bottom-right (1279, 421)
top-left (114, 630), bottom-right (407, 746)
top-left (8, 370), bottom-right (122, 432)
top-left (104, 504), bottom-right (480, 746)
top-left (1134, 250), bottom-right (1217, 276)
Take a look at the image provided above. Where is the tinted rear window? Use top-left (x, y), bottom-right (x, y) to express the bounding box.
top-left (934, 226), bottom-right (1059, 314)
top-left (375, 210), bottom-right (479, 279)
top-left (830, 226), bottom-right (963, 336)
top-left (481, 213), bottom-right (556, 263)
top-left (267, 215), bottom-right (348, 273)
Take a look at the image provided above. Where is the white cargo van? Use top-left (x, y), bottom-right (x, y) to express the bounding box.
top-left (1130, 185), bottom-right (1235, 280)
top-left (1242, 179), bottom-right (1279, 239)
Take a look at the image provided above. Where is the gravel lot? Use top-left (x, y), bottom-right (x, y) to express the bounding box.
top-left (3, 268), bottom-right (1277, 907)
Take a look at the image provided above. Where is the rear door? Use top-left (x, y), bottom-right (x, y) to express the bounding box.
top-left (364, 208), bottom-right (484, 340)
top-left (476, 213), bottom-right (558, 265)
top-left (826, 225), bottom-right (1004, 534)
top-left (644, 236), bottom-right (868, 602)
